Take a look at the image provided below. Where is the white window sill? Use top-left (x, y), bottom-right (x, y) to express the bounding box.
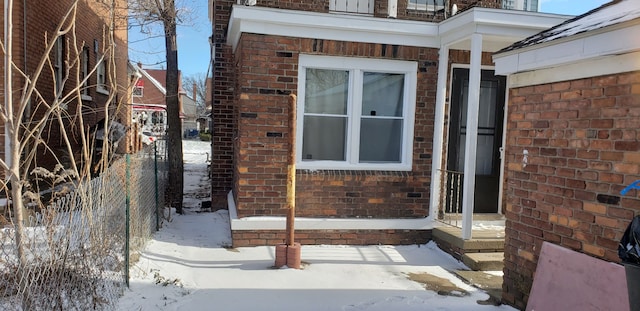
top-left (81, 94), bottom-right (93, 101)
top-left (297, 161), bottom-right (412, 172)
top-left (96, 88), bottom-right (109, 95)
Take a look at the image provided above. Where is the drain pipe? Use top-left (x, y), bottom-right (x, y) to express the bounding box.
top-left (4, 0), bottom-right (13, 169)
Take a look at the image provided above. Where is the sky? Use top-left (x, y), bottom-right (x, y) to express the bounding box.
top-left (116, 140), bottom-right (517, 311)
top-left (539, 0), bottom-right (611, 15)
top-left (128, 0), bottom-right (211, 79)
top-left (127, 0), bottom-right (613, 79)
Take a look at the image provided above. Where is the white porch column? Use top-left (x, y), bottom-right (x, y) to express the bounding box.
top-left (462, 33), bottom-right (482, 240)
top-left (429, 45), bottom-right (450, 219)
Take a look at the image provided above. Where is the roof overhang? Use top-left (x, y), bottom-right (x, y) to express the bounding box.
top-left (135, 64), bottom-right (167, 95)
top-left (226, 5), bottom-right (571, 54)
top-left (439, 8), bottom-right (571, 52)
top-left (227, 5), bottom-right (439, 51)
top-left (494, 20), bottom-right (640, 78)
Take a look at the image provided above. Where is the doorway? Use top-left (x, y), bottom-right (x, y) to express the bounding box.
top-left (446, 68), bottom-right (506, 213)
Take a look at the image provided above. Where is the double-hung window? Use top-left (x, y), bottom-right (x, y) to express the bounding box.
top-left (80, 47), bottom-right (92, 100)
top-left (53, 36), bottom-right (65, 98)
top-left (297, 55), bottom-right (417, 171)
top-left (96, 54), bottom-right (109, 95)
top-left (407, 0), bottom-right (444, 11)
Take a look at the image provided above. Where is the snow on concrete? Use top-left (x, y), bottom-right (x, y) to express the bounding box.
top-left (116, 140), bottom-right (516, 311)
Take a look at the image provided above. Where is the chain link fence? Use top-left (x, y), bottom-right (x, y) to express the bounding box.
top-left (0, 140), bottom-right (167, 310)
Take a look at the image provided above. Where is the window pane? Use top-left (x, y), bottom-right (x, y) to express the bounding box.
top-left (362, 72), bottom-right (404, 117)
top-left (478, 81), bottom-right (497, 128)
top-left (302, 116), bottom-right (347, 161)
top-left (305, 68), bottom-right (348, 115)
top-left (359, 118), bottom-right (402, 163)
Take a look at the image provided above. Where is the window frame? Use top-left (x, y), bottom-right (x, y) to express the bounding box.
top-left (96, 54), bottom-right (109, 95)
top-left (296, 54), bottom-right (417, 171)
top-left (53, 36), bottom-right (64, 98)
top-left (80, 47), bottom-right (92, 101)
top-left (407, 0), bottom-right (445, 11)
top-left (132, 86), bottom-right (144, 97)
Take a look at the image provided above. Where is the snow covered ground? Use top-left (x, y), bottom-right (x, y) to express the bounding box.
top-left (116, 140), bottom-right (516, 311)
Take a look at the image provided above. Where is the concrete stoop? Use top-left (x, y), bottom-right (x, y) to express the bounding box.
top-left (433, 222), bottom-right (506, 305)
top-left (462, 252), bottom-right (504, 271)
top-left (432, 225), bottom-right (505, 271)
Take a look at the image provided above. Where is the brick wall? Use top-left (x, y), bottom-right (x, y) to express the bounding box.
top-left (232, 34), bottom-right (439, 223)
top-left (251, 0), bottom-right (502, 22)
top-left (232, 229), bottom-right (431, 247)
top-left (503, 71), bottom-right (640, 309)
top-left (209, 1), bottom-right (505, 246)
top-left (209, 0), bottom-right (505, 211)
top-left (211, 0), bottom-right (236, 208)
top-left (0, 0), bottom-right (129, 174)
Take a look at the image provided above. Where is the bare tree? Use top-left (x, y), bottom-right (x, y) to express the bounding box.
top-left (129, 0), bottom-right (186, 213)
top-left (1, 0), bottom-right (130, 308)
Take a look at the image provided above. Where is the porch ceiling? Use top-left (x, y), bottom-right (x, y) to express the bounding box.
top-left (438, 8), bottom-right (572, 52)
top-left (225, 5), bottom-right (572, 53)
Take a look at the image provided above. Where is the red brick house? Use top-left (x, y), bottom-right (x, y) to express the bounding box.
top-left (0, 0), bottom-right (131, 175)
top-left (209, 0), bottom-right (571, 247)
top-left (493, 0), bottom-right (640, 308)
top-left (131, 65), bottom-right (192, 137)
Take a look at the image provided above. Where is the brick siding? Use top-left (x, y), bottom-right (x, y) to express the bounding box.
top-left (502, 71), bottom-right (640, 309)
top-left (0, 0), bottom-right (129, 174)
top-left (211, 0), bottom-right (236, 208)
top-left (211, 0), bottom-right (502, 246)
top-left (251, 0), bottom-right (501, 22)
top-left (232, 229), bottom-right (431, 247)
top-left (231, 34), bottom-right (438, 224)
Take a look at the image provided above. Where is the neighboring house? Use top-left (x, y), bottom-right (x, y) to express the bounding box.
top-left (132, 65), bottom-right (189, 136)
top-left (0, 0), bottom-right (131, 175)
top-left (181, 91), bottom-right (199, 137)
top-left (494, 0), bottom-right (640, 308)
top-left (209, 0), bottom-right (571, 247)
top-left (197, 77), bottom-right (213, 133)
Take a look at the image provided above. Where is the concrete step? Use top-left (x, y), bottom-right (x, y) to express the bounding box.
top-left (462, 252), bottom-right (504, 271)
top-left (432, 226), bottom-right (504, 261)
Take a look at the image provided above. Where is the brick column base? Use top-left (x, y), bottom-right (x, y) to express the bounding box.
top-left (274, 243), bottom-right (301, 269)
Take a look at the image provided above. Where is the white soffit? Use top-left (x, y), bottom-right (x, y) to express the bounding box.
top-left (438, 8), bottom-right (571, 51)
top-left (227, 5), bottom-right (570, 54)
top-left (494, 22), bottom-right (640, 77)
top-left (227, 5), bottom-right (439, 51)
top-left (506, 51), bottom-right (640, 88)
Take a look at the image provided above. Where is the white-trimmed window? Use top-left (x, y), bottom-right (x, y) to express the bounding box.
top-left (53, 36), bottom-right (64, 98)
top-left (80, 47), bottom-right (92, 100)
top-left (96, 54), bottom-right (108, 94)
top-left (133, 86), bottom-right (143, 97)
top-left (133, 79), bottom-right (144, 97)
top-left (408, 0), bottom-right (444, 11)
top-left (297, 55), bottom-right (417, 171)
